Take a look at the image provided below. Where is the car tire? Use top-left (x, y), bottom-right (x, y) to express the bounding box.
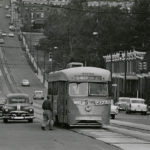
top-left (28, 119), bottom-right (33, 123)
top-left (111, 114), bottom-right (115, 119)
top-left (3, 118), bottom-right (8, 123)
top-left (141, 111), bottom-right (147, 115)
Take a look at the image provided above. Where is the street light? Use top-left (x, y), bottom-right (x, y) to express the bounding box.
top-left (93, 31), bottom-right (98, 36)
top-left (49, 46), bottom-right (58, 72)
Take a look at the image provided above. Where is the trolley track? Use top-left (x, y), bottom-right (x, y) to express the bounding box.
top-left (71, 121), bottom-right (150, 150)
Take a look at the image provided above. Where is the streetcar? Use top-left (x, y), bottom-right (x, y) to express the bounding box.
top-left (48, 67), bottom-right (111, 127)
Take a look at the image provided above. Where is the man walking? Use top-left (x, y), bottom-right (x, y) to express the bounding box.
top-left (41, 96), bottom-right (54, 130)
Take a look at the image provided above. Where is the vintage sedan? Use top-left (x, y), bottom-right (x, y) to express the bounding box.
top-left (110, 100), bottom-right (119, 119)
top-left (8, 32), bottom-right (15, 37)
top-left (33, 90), bottom-right (44, 100)
top-left (2, 93), bottom-right (34, 123)
top-left (0, 38), bottom-right (4, 44)
top-left (21, 79), bottom-right (30, 86)
top-left (0, 97), bottom-right (6, 116)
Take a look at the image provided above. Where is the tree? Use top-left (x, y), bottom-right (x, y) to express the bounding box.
top-left (131, 0), bottom-right (150, 52)
top-left (40, 1), bottom-right (135, 68)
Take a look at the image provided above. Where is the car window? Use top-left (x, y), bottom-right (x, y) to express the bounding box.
top-left (35, 91), bottom-right (43, 94)
top-left (119, 99), bottom-right (129, 103)
top-left (131, 100), bottom-right (144, 104)
top-left (8, 98), bottom-right (29, 104)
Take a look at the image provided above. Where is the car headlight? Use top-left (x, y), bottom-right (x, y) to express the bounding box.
top-left (29, 108), bottom-right (33, 112)
top-left (4, 108), bottom-right (9, 112)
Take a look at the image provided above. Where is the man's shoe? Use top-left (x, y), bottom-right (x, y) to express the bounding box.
top-left (41, 126), bottom-right (45, 130)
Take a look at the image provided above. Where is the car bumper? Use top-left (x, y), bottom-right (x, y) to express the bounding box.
top-left (3, 115), bottom-right (35, 120)
top-left (33, 97), bottom-right (44, 99)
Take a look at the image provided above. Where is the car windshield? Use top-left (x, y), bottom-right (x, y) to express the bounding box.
top-left (8, 97), bottom-right (29, 104)
top-left (35, 91), bottom-right (43, 95)
top-left (69, 82), bottom-right (108, 96)
top-left (119, 99), bottom-right (129, 103)
top-left (23, 80), bottom-right (28, 82)
top-left (131, 100), bottom-right (144, 104)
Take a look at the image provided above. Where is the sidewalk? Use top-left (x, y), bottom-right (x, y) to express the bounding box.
top-left (110, 120), bottom-right (150, 131)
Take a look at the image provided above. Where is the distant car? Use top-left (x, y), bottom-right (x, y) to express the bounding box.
top-left (0, 38), bottom-right (4, 44)
top-left (2, 93), bottom-right (34, 123)
top-left (0, 97), bottom-right (6, 112)
top-left (1, 32), bottom-right (7, 36)
top-left (116, 97), bottom-right (130, 111)
top-left (8, 32), bottom-right (14, 37)
top-left (5, 5), bottom-right (9, 9)
top-left (33, 90), bottom-right (44, 100)
top-left (9, 25), bottom-right (15, 31)
top-left (126, 98), bottom-right (147, 115)
top-left (21, 79), bottom-right (30, 86)
top-left (110, 100), bottom-right (119, 119)
top-left (147, 106), bottom-right (150, 115)
top-left (6, 14), bottom-right (11, 18)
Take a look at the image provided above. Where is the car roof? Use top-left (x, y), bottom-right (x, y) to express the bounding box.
top-left (130, 98), bottom-right (145, 101)
top-left (22, 79), bottom-right (29, 81)
top-left (34, 90), bottom-right (43, 93)
top-left (7, 93), bottom-right (29, 98)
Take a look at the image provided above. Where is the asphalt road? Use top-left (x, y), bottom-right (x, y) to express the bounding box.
top-left (0, 120), bottom-right (122, 150)
top-left (115, 111), bottom-right (150, 125)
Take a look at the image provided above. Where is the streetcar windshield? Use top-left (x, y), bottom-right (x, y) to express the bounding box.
top-left (89, 83), bottom-right (108, 96)
top-left (69, 82), bottom-right (108, 96)
top-left (69, 83), bottom-right (88, 96)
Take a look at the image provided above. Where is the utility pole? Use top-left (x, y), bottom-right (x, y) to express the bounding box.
top-left (124, 50), bottom-right (127, 97)
top-left (43, 50), bottom-right (46, 84)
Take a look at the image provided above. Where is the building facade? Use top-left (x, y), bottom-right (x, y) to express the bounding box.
top-left (18, 0), bottom-right (69, 31)
top-left (103, 50), bottom-right (150, 103)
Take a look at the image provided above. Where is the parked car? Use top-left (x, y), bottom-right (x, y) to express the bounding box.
top-left (116, 97), bottom-right (130, 111)
top-left (6, 14), bottom-right (11, 18)
top-left (33, 90), bottom-right (44, 100)
top-left (2, 93), bottom-right (34, 123)
top-left (0, 38), bottom-right (4, 44)
top-left (1, 32), bottom-right (7, 36)
top-left (9, 25), bottom-right (15, 31)
top-left (21, 79), bottom-right (30, 86)
top-left (147, 106), bottom-right (150, 115)
top-left (5, 5), bottom-right (9, 9)
top-left (0, 97), bottom-right (6, 112)
top-left (110, 100), bottom-right (119, 119)
top-left (126, 98), bottom-right (147, 115)
top-left (8, 32), bottom-right (14, 37)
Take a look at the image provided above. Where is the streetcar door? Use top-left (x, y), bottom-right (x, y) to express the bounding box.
top-left (57, 82), bottom-right (68, 123)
